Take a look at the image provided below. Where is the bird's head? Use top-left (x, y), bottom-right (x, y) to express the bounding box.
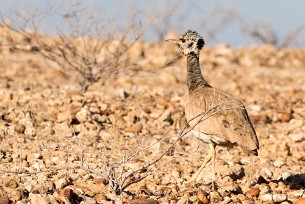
top-left (165, 30), bottom-right (205, 56)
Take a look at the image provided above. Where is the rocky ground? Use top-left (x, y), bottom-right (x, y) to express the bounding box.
top-left (0, 30), bottom-right (305, 203)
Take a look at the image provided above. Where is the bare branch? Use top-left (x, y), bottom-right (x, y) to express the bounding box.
top-left (236, 10), bottom-right (305, 47)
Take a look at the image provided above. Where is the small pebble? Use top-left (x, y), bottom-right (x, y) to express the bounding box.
top-left (261, 167), bottom-right (273, 178)
top-left (15, 124), bottom-right (26, 134)
top-left (279, 112), bottom-right (292, 122)
top-left (222, 196), bottom-right (231, 204)
top-left (278, 171), bottom-right (292, 180)
top-left (95, 193), bottom-right (107, 202)
top-left (295, 198), bottom-right (305, 204)
top-left (272, 194), bottom-right (287, 202)
top-left (33, 153), bottom-right (42, 159)
top-left (197, 189), bottom-right (209, 204)
top-left (290, 133), bottom-right (304, 143)
top-left (259, 185), bottom-right (271, 195)
top-left (210, 191), bottom-right (222, 203)
top-left (287, 189), bottom-right (304, 199)
top-left (288, 119), bottom-right (303, 131)
top-left (261, 194), bottom-right (286, 203)
top-left (55, 178), bottom-right (69, 189)
top-left (274, 158), bottom-right (285, 168)
top-left (11, 153), bottom-right (20, 159)
top-left (24, 126), bottom-right (36, 136)
top-left (0, 196), bottom-right (9, 204)
top-left (245, 187), bottom-right (260, 198)
top-left (3, 178), bottom-right (18, 188)
top-left (28, 193), bottom-right (50, 204)
top-left (240, 157), bottom-right (251, 164)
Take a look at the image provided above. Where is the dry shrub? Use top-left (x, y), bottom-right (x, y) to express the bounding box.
top-left (1, 3), bottom-right (143, 93)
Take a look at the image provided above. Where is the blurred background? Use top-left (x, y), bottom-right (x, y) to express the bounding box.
top-left (1, 0), bottom-right (305, 47)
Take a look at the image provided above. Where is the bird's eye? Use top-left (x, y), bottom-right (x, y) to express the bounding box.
top-left (180, 38), bottom-right (186, 43)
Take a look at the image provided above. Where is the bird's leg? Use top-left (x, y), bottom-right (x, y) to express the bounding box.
top-left (211, 143), bottom-right (216, 190)
top-left (189, 143), bottom-right (214, 186)
top-left (196, 143), bottom-right (216, 189)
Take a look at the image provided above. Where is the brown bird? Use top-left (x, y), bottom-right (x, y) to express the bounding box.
top-left (166, 30), bottom-right (259, 188)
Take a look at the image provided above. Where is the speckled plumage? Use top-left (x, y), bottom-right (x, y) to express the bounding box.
top-left (185, 87), bottom-right (259, 153)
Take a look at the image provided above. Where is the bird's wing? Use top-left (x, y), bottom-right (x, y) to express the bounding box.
top-left (185, 87), bottom-right (259, 150)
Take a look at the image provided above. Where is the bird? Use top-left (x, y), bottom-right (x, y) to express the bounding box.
top-left (165, 30), bottom-right (259, 188)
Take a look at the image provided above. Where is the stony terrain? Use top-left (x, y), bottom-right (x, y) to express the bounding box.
top-left (0, 30), bottom-right (305, 203)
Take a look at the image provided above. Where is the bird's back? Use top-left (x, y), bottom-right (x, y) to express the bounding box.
top-left (185, 85), bottom-right (259, 153)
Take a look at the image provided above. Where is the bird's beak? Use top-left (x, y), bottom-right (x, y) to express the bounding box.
top-left (165, 39), bottom-right (179, 45)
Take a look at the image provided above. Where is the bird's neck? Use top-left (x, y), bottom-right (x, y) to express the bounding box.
top-left (186, 53), bottom-right (210, 94)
